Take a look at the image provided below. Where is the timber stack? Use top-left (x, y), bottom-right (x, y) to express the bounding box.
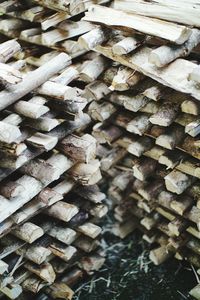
top-left (0, 0), bottom-right (111, 299)
top-left (0, 0), bottom-right (200, 299)
top-left (78, 1), bottom-right (200, 298)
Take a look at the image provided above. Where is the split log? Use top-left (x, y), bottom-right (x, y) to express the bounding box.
top-left (49, 242), bottom-right (77, 262)
top-left (83, 5), bottom-right (192, 44)
top-left (84, 80), bottom-right (110, 102)
top-left (133, 158), bottom-right (157, 181)
top-left (127, 136), bottom-right (154, 157)
top-left (77, 222), bottom-right (101, 239)
top-left (24, 262), bottom-right (56, 283)
top-left (0, 53), bottom-right (71, 111)
top-left (165, 170), bottom-right (193, 194)
top-left (149, 245), bottom-right (172, 265)
top-left (113, 0), bottom-right (200, 28)
top-left (58, 134), bottom-right (96, 164)
top-left (26, 133), bottom-right (58, 151)
top-left (0, 39), bottom-right (21, 62)
top-left (79, 55), bottom-right (108, 82)
top-left (111, 66), bottom-right (144, 91)
top-left (12, 222), bottom-right (44, 243)
top-left (78, 27), bottom-right (108, 50)
top-left (88, 101), bottom-right (116, 122)
top-left (181, 99), bottom-right (200, 116)
top-left (149, 29), bottom-right (200, 67)
top-left (45, 201), bottom-right (79, 223)
top-left (112, 36), bottom-right (144, 56)
top-left (149, 102), bottom-right (179, 127)
top-left (127, 114), bottom-right (151, 136)
top-left (156, 125), bottom-right (184, 150)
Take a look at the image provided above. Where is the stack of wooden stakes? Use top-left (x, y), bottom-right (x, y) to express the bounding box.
top-left (0, 1), bottom-right (113, 299)
top-left (78, 1), bottom-right (200, 299)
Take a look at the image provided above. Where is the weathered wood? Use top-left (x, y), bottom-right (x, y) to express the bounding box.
top-left (149, 29), bottom-right (200, 67)
top-left (58, 134), bottom-right (96, 163)
top-left (83, 5), bottom-right (192, 44)
top-left (12, 222), bottom-right (44, 243)
top-left (113, 0), bottom-right (200, 28)
top-left (0, 53), bottom-right (71, 111)
top-left (165, 170), bottom-right (193, 195)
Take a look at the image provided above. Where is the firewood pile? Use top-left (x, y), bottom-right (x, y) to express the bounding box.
top-left (0, 1), bottom-right (113, 299)
top-left (0, 0), bottom-right (200, 299)
top-left (77, 1), bottom-right (200, 298)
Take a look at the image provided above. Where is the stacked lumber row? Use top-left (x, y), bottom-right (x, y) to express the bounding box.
top-left (0, 19), bottom-right (109, 300)
top-left (0, 0), bottom-right (110, 59)
top-left (78, 3), bottom-right (200, 298)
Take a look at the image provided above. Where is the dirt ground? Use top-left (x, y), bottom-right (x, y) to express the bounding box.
top-left (74, 218), bottom-right (197, 300)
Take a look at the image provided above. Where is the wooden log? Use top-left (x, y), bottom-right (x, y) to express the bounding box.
top-left (138, 180), bottom-right (164, 201)
top-left (16, 245), bottom-right (52, 265)
top-left (156, 125), bottom-right (184, 150)
top-left (14, 100), bottom-right (49, 119)
top-left (0, 39), bottom-right (21, 63)
top-left (79, 55), bottom-right (108, 83)
top-left (0, 181), bottom-right (25, 198)
top-left (49, 242), bottom-right (77, 262)
top-left (170, 196), bottom-right (193, 216)
top-left (168, 217), bottom-right (187, 237)
top-left (84, 80), bottom-right (110, 102)
top-left (111, 66), bottom-right (144, 91)
top-left (150, 245), bottom-right (172, 265)
top-left (142, 83), bottom-right (164, 101)
top-left (127, 114), bottom-right (151, 136)
top-left (12, 222), bottom-right (44, 243)
top-left (69, 160), bottom-right (101, 185)
top-left (78, 27), bottom-right (108, 50)
top-left (0, 283), bottom-right (22, 300)
top-left (42, 222), bottom-right (77, 245)
top-left (88, 101), bottom-right (117, 122)
top-left (0, 121), bottom-right (21, 144)
top-left (133, 158), bottom-right (157, 181)
top-left (149, 29), bottom-right (200, 67)
top-left (45, 201), bottom-right (79, 223)
top-left (127, 136), bottom-right (154, 157)
top-left (77, 222), bottom-right (102, 239)
top-left (58, 134), bottom-right (96, 164)
top-left (181, 99), bottom-right (200, 116)
top-left (26, 133), bottom-right (58, 151)
top-left (165, 170), bottom-right (193, 194)
top-left (112, 220), bottom-right (137, 239)
top-left (74, 236), bottom-right (99, 253)
top-left (45, 282), bottom-right (74, 300)
top-left (79, 254), bottom-right (105, 274)
top-left (83, 5), bottom-right (192, 44)
top-left (158, 150), bottom-right (186, 170)
top-left (113, 0), bottom-right (200, 28)
top-left (24, 262), bottom-right (56, 283)
top-left (149, 102), bottom-right (179, 127)
top-left (22, 276), bottom-right (48, 294)
top-left (92, 123), bottom-right (122, 144)
top-left (0, 53), bottom-right (71, 111)
top-left (112, 36), bottom-right (144, 56)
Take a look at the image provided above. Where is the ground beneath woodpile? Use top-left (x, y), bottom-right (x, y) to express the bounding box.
top-left (74, 215), bottom-right (197, 300)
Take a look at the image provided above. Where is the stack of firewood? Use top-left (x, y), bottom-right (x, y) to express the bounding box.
top-left (0, 1), bottom-right (114, 298)
top-left (1, 0), bottom-right (200, 299)
top-left (77, 2), bottom-right (200, 298)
